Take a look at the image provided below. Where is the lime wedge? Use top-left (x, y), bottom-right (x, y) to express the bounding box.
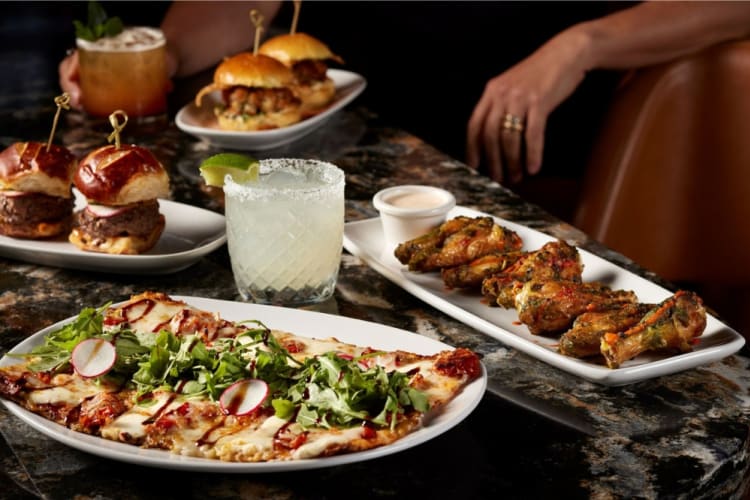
top-left (199, 153), bottom-right (259, 187)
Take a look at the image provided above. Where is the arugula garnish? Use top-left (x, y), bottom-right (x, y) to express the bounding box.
top-left (74, 1), bottom-right (124, 42)
top-left (17, 306), bottom-right (430, 431)
top-left (11, 303), bottom-right (109, 372)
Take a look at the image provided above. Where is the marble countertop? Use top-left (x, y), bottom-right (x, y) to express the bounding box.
top-left (1, 105), bottom-right (749, 499)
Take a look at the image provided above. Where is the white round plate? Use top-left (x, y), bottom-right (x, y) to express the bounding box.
top-left (0, 296), bottom-right (487, 472)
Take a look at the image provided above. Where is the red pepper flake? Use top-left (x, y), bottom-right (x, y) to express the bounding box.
top-left (361, 422), bottom-right (377, 440)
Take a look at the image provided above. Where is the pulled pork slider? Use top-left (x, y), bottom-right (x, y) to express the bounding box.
top-left (69, 144), bottom-right (169, 255)
top-left (259, 33), bottom-right (344, 114)
top-left (195, 52), bottom-right (302, 131)
top-left (0, 142), bottom-right (77, 239)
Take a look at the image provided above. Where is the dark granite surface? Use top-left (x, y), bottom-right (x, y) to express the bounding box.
top-left (1, 96), bottom-right (750, 499)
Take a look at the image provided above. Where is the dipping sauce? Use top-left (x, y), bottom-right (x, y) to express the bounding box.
top-left (385, 191), bottom-right (446, 209)
top-left (372, 185), bottom-right (456, 249)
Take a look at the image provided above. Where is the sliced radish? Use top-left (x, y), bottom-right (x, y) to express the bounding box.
top-left (85, 204), bottom-right (130, 218)
top-left (71, 338), bottom-right (117, 378)
top-left (357, 360), bottom-right (371, 371)
top-left (219, 379), bottom-right (268, 416)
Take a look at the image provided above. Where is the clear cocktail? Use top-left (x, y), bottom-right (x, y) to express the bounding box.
top-left (224, 158), bottom-right (345, 306)
top-left (76, 26), bottom-right (169, 118)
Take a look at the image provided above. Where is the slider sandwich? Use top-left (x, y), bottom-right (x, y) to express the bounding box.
top-left (69, 144), bottom-right (169, 254)
top-left (259, 32), bottom-right (344, 114)
top-left (0, 141), bottom-right (77, 239)
top-left (195, 52), bottom-right (302, 131)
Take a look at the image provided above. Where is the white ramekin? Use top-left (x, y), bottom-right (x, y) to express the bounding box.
top-left (372, 185), bottom-right (456, 249)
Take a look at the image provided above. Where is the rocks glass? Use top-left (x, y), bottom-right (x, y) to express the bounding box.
top-left (76, 27), bottom-right (169, 119)
top-left (224, 158), bottom-right (345, 306)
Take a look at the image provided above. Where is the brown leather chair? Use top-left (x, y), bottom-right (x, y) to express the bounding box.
top-left (575, 40), bottom-right (750, 288)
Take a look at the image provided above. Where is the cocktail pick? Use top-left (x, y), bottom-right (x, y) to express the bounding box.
top-left (46, 92), bottom-right (71, 152)
top-left (107, 109), bottom-right (128, 149)
top-left (250, 9), bottom-right (264, 55)
top-left (291, 0), bottom-right (301, 34)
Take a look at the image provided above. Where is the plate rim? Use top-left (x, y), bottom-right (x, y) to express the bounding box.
top-left (0, 295), bottom-right (487, 472)
top-left (342, 206), bottom-right (746, 386)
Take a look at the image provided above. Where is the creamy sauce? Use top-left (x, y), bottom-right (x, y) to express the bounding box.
top-left (386, 191), bottom-right (445, 209)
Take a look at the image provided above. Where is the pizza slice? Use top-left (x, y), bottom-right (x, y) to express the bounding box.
top-left (0, 291), bottom-right (482, 462)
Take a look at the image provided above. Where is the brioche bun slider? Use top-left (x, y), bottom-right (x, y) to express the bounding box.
top-left (195, 52), bottom-right (302, 131)
top-left (0, 141), bottom-right (77, 239)
top-left (69, 144), bottom-right (170, 255)
top-left (259, 33), bottom-right (344, 114)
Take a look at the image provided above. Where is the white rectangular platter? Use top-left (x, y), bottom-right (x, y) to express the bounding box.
top-left (343, 205), bottom-right (745, 386)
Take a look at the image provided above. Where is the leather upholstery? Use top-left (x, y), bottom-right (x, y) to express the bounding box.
top-left (575, 40), bottom-right (750, 285)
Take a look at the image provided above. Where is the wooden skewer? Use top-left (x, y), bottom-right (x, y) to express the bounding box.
top-left (46, 93), bottom-right (70, 152)
top-left (291, 0), bottom-right (301, 34)
top-left (250, 9), bottom-right (264, 55)
top-left (107, 110), bottom-right (128, 149)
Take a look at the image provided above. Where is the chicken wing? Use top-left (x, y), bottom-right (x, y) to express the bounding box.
top-left (441, 251), bottom-right (526, 289)
top-left (600, 290), bottom-right (706, 369)
top-left (515, 280), bottom-right (638, 336)
top-left (482, 240), bottom-right (583, 308)
top-left (394, 216), bottom-right (475, 267)
top-left (397, 216), bottom-right (523, 272)
top-left (558, 302), bottom-right (654, 359)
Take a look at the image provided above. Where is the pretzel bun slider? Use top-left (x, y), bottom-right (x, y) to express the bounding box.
top-left (0, 141), bottom-right (77, 239)
top-left (69, 144), bottom-right (169, 255)
top-left (194, 52), bottom-right (302, 131)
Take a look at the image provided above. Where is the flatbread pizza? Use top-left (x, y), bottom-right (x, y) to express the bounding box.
top-left (0, 292), bottom-right (482, 462)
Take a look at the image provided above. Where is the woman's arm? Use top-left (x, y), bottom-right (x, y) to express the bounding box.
top-left (466, 1), bottom-right (750, 183)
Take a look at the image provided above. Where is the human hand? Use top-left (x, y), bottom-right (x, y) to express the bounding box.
top-left (58, 50), bottom-right (83, 110)
top-left (466, 31), bottom-right (590, 184)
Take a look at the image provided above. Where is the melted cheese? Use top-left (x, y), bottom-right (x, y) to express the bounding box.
top-left (101, 392), bottom-right (174, 442)
top-left (128, 301), bottom-right (186, 334)
top-left (28, 375), bottom-right (104, 406)
top-left (293, 427), bottom-right (363, 459)
top-left (213, 416), bottom-right (288, 461)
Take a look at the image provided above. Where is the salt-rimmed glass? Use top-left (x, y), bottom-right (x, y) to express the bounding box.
top-left (76, 26), bottom-right (169, 118)
top-left (224, 158), bottom-right (345, 306)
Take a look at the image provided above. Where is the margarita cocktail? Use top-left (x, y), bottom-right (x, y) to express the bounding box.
top-left (224, 158), bottom-right (345, 306)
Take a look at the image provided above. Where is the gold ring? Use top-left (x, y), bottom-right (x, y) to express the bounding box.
top-left (503, 113), bottom-right (524, 132)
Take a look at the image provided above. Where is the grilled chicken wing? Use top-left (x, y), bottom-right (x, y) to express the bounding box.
top-left (515, 280), bottom-right (638, 335)
top-left (558, 302), bottom-right (654, 358)
top-left (441, 251), bottom-right (526, 289)
top-left (600, 290), bottom-right (706, 368)
top-left (397, 216), bottom-right (523, 272)
top-left (482, 240), bottom-right (583, 308)
top-left (394, 216), bottom-right (475, 267)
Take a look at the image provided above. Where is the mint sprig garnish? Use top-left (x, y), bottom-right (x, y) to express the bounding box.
top-left (74, 1), bottom-right (124, 42)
